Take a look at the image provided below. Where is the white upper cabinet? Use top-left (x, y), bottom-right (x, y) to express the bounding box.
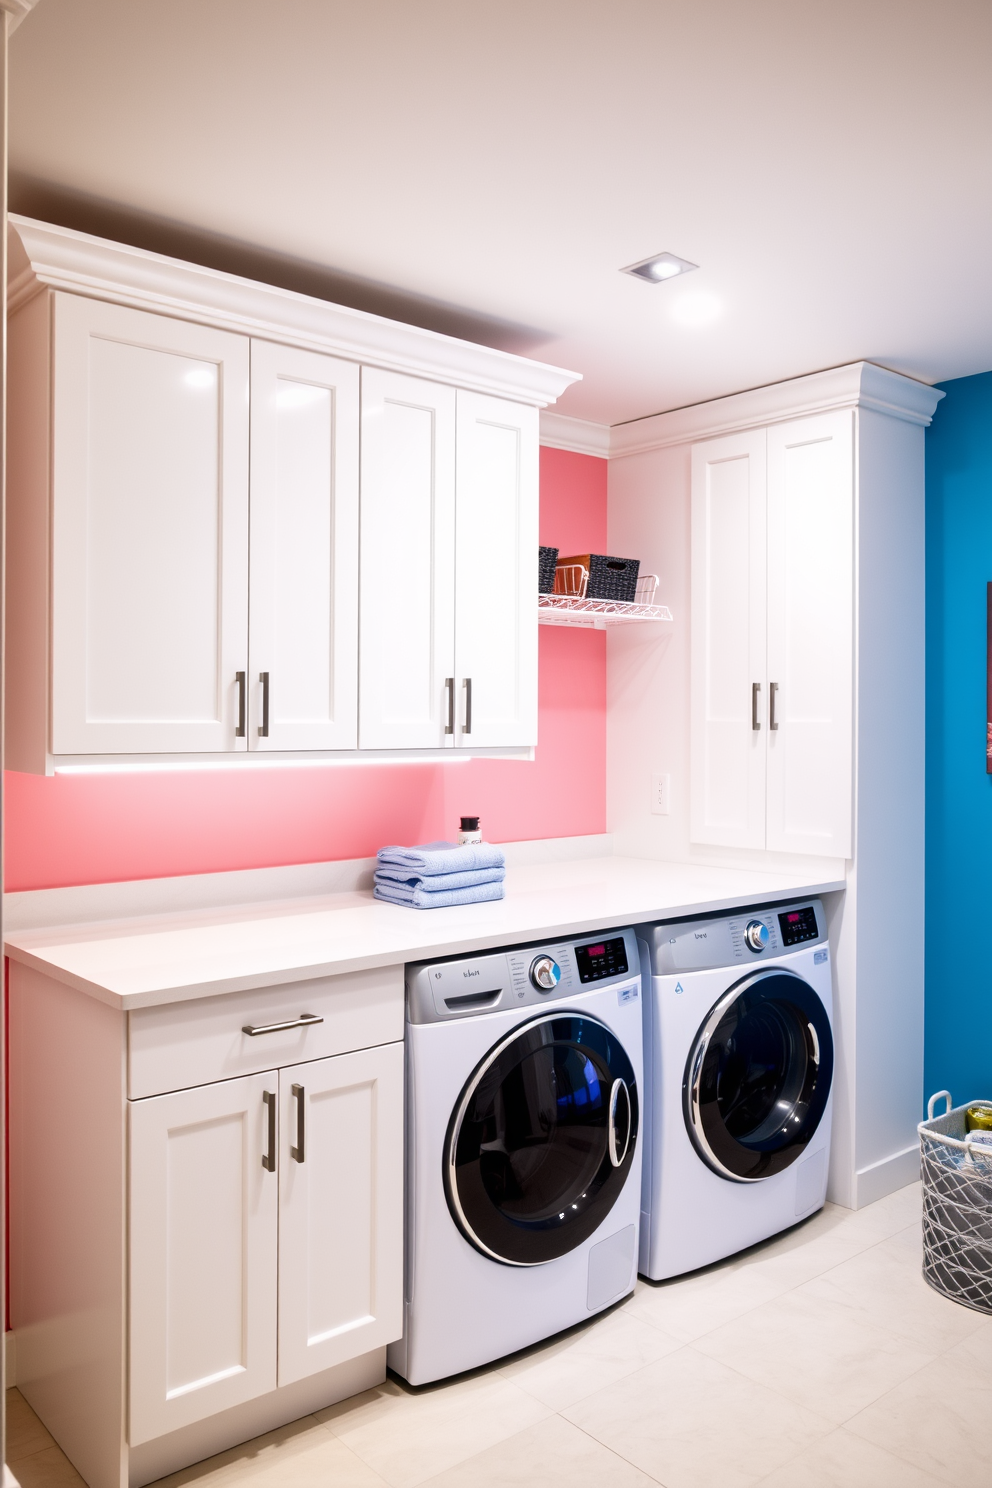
top-left (5, 218), bottom-right (577, 771)
top-left (359, 369), bottom-right (457, 750)
top-left (766, 412), bottom-right (853, 857)
top-left (454, 392), bottom-right (539, 748)
top-left (249, 341), bottom-right (360, 750)
top-left (51, 294), bottom-right (250, 755)
top-left (690, 430), bottom-right (767, 849)
top-left (690, 411), bottom-right (853, 859)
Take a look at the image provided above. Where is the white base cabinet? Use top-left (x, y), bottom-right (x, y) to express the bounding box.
top-left (8, 959), bottom-right (404, 1488)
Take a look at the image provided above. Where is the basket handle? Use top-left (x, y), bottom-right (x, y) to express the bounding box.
top-left (927, 1090), bottom-right (952, 1120)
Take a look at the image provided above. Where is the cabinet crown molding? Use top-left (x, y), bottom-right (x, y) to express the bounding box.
top-left (8, 215), bottom-right (581, 408)
top-left (610, 361), bottom-right (945, 458)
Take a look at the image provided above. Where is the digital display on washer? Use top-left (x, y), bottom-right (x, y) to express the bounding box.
top-left (778, 906), bottom-right (819, 946)
top-left (575, 936), bottom-right (628, 983)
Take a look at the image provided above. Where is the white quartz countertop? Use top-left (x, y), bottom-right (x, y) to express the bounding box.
top-left (4, 856), bottom-right (845, 1011)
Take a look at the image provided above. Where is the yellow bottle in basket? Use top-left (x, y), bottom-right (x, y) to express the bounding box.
top-left (965, 1105), bottom-right (992, 1132)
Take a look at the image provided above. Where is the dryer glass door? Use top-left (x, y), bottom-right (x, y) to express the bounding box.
top-left (445, 1012), bottom-right (638, 1266)
top-left (684, 968), bottom-right (833, 1182)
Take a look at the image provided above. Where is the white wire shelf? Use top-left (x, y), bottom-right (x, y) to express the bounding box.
top-left (538, 569), bottom-right (673, 630)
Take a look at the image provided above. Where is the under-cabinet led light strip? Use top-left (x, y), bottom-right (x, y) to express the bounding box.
top-left (54, 753), bottom-right (476, 776)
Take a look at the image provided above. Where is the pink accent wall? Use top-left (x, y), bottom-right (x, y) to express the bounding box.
top-left (3, 447), bottom-right (607, 891)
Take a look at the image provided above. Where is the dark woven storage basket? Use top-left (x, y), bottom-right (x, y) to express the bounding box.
top-left (919, 1093), bottom-right (992, 1315)
top-left (556, 553), bottom-right (640, 603)
top-left (538, 546), bottom-right (559, 594)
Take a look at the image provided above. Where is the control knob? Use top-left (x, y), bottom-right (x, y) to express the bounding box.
top-left (744, 919), bottom-right (770, 953)
top-left (530, 955), bottom-right (561, 991)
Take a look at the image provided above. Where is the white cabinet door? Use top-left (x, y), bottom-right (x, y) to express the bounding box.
top-left (128, 1073), bottom-right (277, 1445)
top-left (51, 294), bottom-right (249, 755)
top-left (359, 369), bottom-right (456, 749)
top-left (249, 341), bottom-right (359, 750)
top-left (454, 392), bottom-right (538, 747)
top-left (690, 430), bottom-right (768, 848)
top-left (277, 1043), bottom-right (403, 1385)
top-left (766, 412), bottom-right (854, 858)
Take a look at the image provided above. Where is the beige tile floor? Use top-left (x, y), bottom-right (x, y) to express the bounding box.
top-left (6, 1181), bottom-right (992, 1488)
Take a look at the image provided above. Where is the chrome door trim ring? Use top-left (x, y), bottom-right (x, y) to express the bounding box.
top-left (685, 966), bottom-right (822, 1184)
top-left (445, 1009), bottom-right (617, 1267)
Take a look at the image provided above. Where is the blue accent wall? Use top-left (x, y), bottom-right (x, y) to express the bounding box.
top-left (926, 370), bottom-right (992, 1105)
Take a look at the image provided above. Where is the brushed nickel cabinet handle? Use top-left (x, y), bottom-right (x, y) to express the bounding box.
top-left (770, 682), bottom-right (779, 731)
top-left (262, 1090), bottom-right (276, 1172)
top-left (462, 677), bottom-right (473, 735)
top-left (236, 671), bottom-right (246, 737)
top-left (291, 1083), bottom-right (305, 1163)
top-left (444, 677), bottom-right (455, 735)
top-left (258, 672), bottom-right (270, 737)
top-left (751, 681), bottom-right (761, 732)
top-left (242, 1012), bottom-right (324, 1037)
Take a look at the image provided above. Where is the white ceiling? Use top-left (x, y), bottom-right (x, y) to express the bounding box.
top-left (10, 0), bottom-right (992, 426)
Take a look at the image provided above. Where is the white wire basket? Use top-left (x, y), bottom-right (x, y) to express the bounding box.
top-left (538, 568), bottom-right (673, 629)
top-left (918, 1091), bottom-right (992, 1315)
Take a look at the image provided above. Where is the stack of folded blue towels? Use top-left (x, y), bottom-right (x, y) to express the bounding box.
top-left (374, 840), bottom-right (506, 909)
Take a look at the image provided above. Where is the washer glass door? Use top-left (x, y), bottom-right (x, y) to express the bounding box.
top-left (684, 968), bottom-right (833, 1182)
top-left (445, 1012), bottom-right (638, 1266)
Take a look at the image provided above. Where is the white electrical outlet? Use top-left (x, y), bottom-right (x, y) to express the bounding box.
top-left (651, 773), bottom-right (671, 815)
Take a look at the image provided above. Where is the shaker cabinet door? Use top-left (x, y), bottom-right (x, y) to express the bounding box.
top-left (128, 1074), bottom-right (278, 1445)
top-left (249, 340), bottom-right (360, 750)
top-left (689, 430), bottom-right (768, 849)
top-left (277, 1043), bottom-right (404, 1385)
top-left (359, 368), bottom-right (456, 749)
top-left (454, 392), bottom-right (538, 748)
top-left (765, 411), bottom-right (854, 858)
top-left (51, 294), bottom-right (250, 755)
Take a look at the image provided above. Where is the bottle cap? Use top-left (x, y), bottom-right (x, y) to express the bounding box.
top-left (460, 816), bottom-right (480, 831)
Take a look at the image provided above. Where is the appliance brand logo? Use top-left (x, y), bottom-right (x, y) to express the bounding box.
top-left (675, 982), bottom-right (684, 995)
top-left (694, 932), bottom-right (708, 940)
top-left (462, 968), bottom-right (480, 978)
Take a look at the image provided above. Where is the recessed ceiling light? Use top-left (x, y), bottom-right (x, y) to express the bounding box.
top-left (621, 251), bottom-right (698, 284)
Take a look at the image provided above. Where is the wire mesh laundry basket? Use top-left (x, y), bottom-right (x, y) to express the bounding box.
top-left (918, 1092), bottom-right (992, 1315)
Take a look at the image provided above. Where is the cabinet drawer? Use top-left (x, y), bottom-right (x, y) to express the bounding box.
top-left (128, 966), bottom-right (403, 1099)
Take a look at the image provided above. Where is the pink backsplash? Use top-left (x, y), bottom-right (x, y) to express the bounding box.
top-left (3, 446), bottom-right (607, 890)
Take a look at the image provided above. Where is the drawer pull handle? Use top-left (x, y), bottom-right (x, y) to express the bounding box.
top-left (242, 1013), bottom-right (324, 1037)
top-left (262, 1090), bottom-right (276, 1172)
top-left (291, 1083), bottom-right (305, 1163)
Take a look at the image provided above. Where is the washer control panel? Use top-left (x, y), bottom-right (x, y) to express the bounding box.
top-left (639, 900), bottom-right (825, 975)
top-left (406, 927), bottom-right (640, 1023)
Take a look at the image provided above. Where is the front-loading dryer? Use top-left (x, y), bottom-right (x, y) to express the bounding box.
top-left (637, 900), bottom-right (833, 1281)
top-left (388, 929), bottom-right (643, 1386)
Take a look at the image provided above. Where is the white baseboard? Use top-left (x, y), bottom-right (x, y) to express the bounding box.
top-left (5, 1329), bottom-right (16, 1388)
top-left (3, 834), bottom-right (614, 932)
top-left (854, 1142), bottom-right (921, 1208)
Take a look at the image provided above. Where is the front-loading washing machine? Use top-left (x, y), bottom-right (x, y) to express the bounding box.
top-left (637, 899), bottom-right (833, 1281)
top-left (388, 929), bottom-right (643, 1386)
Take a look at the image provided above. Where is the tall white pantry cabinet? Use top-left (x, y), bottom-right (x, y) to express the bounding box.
top-left (5, 216), bottom-right (575, 772)
top-left (606, 362), bottom-right (944, 1212)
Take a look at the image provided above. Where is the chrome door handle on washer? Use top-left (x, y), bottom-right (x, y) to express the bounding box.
top-left (608, 1078), bottom-right (631, 1167)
